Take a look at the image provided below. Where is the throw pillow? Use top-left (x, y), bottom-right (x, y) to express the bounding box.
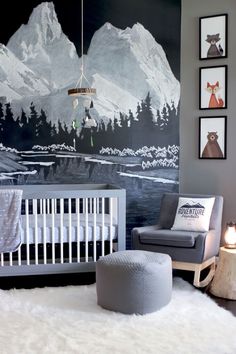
top-left (171, 197), bottom-right (215, 232)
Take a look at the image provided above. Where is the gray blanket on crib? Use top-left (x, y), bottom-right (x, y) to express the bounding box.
top-left (0, 189), bottom-right (23, 253)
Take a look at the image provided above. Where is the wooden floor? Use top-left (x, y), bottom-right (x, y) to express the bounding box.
top-left (0, 270), bottom-right (235, 316)
top-left (208, 293), bottom-right (236, 316)
top-left (175, 270), bottom-right (236, 316)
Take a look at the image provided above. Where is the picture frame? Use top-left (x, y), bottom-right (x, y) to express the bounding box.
top-left (199, 116), bottom-right (227, 159)
top-left (199, 14), bottom-right (228, 60)
top-left (199, 65), bottom-right (227, 110)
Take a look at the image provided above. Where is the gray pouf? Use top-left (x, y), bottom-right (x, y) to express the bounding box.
top-left (96, 250), bottom-right (172, 315)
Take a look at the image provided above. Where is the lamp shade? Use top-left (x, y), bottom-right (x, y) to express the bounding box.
top-left (224, 222), bottom-right (236, 249)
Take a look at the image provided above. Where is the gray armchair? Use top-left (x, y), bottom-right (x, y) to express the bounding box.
top-left (132, 193), bottom-right (224, 287)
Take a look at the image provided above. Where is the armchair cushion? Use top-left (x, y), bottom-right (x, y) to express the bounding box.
top-left (171, 197), bottom-right (215, 232)
top-left (139, 229), bottom-right (202, 248)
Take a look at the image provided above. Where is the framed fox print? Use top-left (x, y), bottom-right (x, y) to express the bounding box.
top-left (199, 116), bottom-right (227, 159)
top-left (199, 14), bottom-right (228, 60)
top-left (199, 65), bottom-right (227, 110)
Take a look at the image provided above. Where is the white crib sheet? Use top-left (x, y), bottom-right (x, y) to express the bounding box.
top-left (20, 213), bottom-right (118, 244)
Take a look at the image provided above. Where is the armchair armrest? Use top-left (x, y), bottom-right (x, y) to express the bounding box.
top-left (194, 229), bottom-right (219, 261)
top-left (204, 229), bottom-right (220, 260)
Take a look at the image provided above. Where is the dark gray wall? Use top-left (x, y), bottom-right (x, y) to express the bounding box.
top-left (180, 0), bottom-right (236, 240)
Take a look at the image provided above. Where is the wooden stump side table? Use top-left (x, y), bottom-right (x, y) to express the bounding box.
top-left (209, 247), bottom-right (236, 300)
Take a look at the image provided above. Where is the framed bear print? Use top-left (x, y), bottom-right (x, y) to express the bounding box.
top-left (199, 65), bottom-right (227, 110)
top-left (199, 116), bottom-right (227, 159)
top-left (199, 14), bottom-right (228, 60)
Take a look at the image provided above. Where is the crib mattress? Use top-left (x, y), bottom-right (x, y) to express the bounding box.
top-left (20, 213), bottom-right (118, 244)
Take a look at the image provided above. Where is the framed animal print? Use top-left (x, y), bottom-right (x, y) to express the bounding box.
top-left (199, 116), bottom-right (227, 159)
top-left (199, 14), bottom-right (228, 60)
top-left (199, 65), bottom-right (227, 110)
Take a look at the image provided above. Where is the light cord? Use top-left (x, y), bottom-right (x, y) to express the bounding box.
top-left (81, 0), bottom-right (83, 77)
top-left (74, 0), bottom-right (93, 90)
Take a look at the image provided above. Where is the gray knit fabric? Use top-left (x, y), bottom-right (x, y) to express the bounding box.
top-left (0, 189), bottom-right (23, 253)
top-left (96, 250), bottom-right (172, 315)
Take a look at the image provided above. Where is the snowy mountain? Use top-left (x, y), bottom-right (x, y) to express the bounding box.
top-left (68, 21), bottom-right (180, 121)
top-left (2, 1), bottom-right (180, 124)
top-left (7, 2), bottom-right (80, 90)
top-left (82, 73), bottom-right (141, 120)
top-left (0, 44), bottom-right (50, 101)
top-left (86, 22), bottom-right (180, 111)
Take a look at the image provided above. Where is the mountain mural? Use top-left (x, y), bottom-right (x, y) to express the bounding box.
top-left (1, 2), bottom-right (180, 125)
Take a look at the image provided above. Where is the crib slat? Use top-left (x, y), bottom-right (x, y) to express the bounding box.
top-left (1, 253), bottom-right (4, 267)
top-left (33, 199), bottom-right (38, 215)
top-left (33, 199), bottom-right (38, 265)
top-left (76, 198), bottom-right (80, 263)
top-left (51, 199), bottom-right (55, 264)
top-left (68, 198), bottom-right (72, 263)
top-left (101, 197), bottom-right (105, 257)
top-left (9, 252), bottom-right (13, 266)
top-left (93, 198), bottom-right (97, 261)
top-left (25, 199), bottom-right (30, 265)
top-left (60, 198), bottom-right (64, 264)
top-left (109, 197), bottom-right (113, 254)
top-left (18, 247), bottom-right (21, 266)
top-left (43, 199), bottom-right (47, 264)
top-left (83, 199), bottom-right (85, 214)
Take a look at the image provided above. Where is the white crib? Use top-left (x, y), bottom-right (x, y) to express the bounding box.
top-left (0, 184), bottom-right (126, 277)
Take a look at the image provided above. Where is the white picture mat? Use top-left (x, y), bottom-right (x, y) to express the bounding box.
top-left (200, 67), bottom-right (226, 108)
top-left (201, 15), bottom-right (226, 58)
top-left (200, 117), bottom-right (225, 157)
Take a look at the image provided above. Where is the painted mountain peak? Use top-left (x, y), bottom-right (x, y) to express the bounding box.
top-left (87, 21), bottom-right (180, 111)
top-left (7, 1), bottom-right (80, 90)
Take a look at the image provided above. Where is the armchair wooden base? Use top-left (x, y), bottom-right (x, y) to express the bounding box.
top-left (172, 257), bottom-right (216, 288)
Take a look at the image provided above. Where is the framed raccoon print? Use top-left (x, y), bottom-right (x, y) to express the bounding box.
top-left (199, 65), bottom-right (227, 110)
top-left (199, 116), bottom-right (227, 159)
top-left (199, 14), bottom-right (228, 60)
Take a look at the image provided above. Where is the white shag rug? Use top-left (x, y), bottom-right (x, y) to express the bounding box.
top-left (0, 278), bottom-right (236, 354)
